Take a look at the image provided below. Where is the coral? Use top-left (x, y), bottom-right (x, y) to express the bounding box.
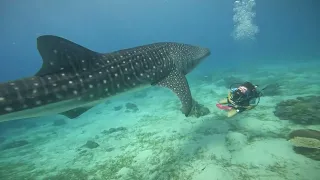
top-left (288, 129), bottom-right (320, 161)
top-left (125, 102), bottom-right (139, 112)
top-left (274, 95), bottom-right (320, 124)
top-left (102, 127), bottom-right (127, 135)
top-left (101, 127), bottom-right (128, 141)
top-left (289, 137), bottom-right (320, 149)
top-left (82, 140), bottom-right (99, 149)
top-left (113, 105), bottom-right (123, 111)
top-left (288, 129), bottom-right (320, 140)
top-left (106, 147), bottom-right (115, 152)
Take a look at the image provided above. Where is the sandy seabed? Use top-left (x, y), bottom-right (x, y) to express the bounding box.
top-left (0, 61), bottom-right (319, 180)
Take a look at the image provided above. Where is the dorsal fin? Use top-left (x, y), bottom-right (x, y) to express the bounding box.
top-left (36, 35), bottom-right (102, 76)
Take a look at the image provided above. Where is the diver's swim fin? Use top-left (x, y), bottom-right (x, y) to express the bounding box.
top-left (216, 103), bottom-right (232, 110)
top-left (227, 109), bottom-right (238, 118)
top-left (218, 98), bottom-right (228, 104)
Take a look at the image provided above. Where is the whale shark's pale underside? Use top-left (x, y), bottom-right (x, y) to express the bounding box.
top-left (0, 35), bottom-right (210, 122)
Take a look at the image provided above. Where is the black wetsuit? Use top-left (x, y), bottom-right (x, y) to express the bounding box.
top-left (228, 82), bottom-right (260, 112)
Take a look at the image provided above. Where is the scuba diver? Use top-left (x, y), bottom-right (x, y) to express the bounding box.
top-left (216, 81), bottom-right (262, 118)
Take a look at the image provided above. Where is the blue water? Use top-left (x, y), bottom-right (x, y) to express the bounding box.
top-left (1, 0), bottom-right (319, 81)
top-left (0, 1), bottom-right (320, 180)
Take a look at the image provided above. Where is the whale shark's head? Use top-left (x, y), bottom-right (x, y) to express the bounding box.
top-left (167, 43), bottom-right (211, 74)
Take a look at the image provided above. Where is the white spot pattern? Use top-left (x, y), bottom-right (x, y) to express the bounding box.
top-left (5, 107), bottom-right (13, 112)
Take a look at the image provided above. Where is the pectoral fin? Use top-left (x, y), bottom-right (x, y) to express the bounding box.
top-left (154, 70), bottom-right (193, 116)
top-left (60, 106), bottom-right (93, 119)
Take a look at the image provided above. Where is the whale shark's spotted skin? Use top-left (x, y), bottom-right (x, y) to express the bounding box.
top-left (0, 35), bottom-right (210, 122)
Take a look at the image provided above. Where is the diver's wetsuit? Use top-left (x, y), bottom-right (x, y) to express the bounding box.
top-left (227, 82), bottom-right (260, 112)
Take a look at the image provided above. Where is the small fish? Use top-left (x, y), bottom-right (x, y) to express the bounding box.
top-left (0, 35), bottom-right (210, 122)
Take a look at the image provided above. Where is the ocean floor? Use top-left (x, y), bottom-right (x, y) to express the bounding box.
top-left (0, 61), bottom-right (319, 180)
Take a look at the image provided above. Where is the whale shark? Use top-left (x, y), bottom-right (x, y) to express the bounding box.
top-left (0, 35), bottom-right (210, 122)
